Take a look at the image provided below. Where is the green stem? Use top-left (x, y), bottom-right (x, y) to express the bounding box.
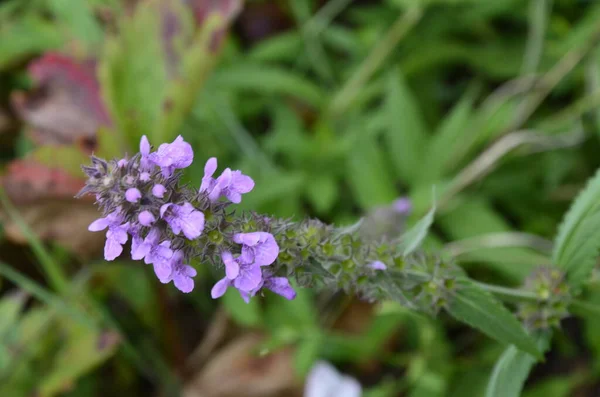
top-left (474, 281), bottom-right (539, 302)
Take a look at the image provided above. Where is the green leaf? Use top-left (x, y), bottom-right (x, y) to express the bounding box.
top-left (0, 16), bottom-right (63, 70)
top-left (294, 333), bottom-right (322, 377)
top-left (419, 90), bottom-right (475, 183)
top-left (384, 70), bottom-right (428, 185)
top-left (211, 64), bottom-right (326, 108)
top-left (0, 290), bottom-right (27, 340)
top-left (222, 288), bottom-right (263, 327)
top-left (553, 167), bottom-right (600, 287)
top-left (485, 332), bottom-right (551, 397)
top-left (29, 146), bottom-right (90, 178)
top-left (346, 134), bottom-right (397, 210)
top-left (38, 325), bottom-right (120, 397)
top-left (99, 1), bottom-right (168, 149)
top-left (305, 174), bottom-right (339, 214)
top-left (399, 203), bottom-right (436, 256)
top-left (446, 280), bottom-right (541, 358)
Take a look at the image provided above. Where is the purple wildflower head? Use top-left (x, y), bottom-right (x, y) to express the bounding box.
top-left (233, 232), bottom-right (279, 266)
top-left (199, 157), bottom-right (254, 203)
top-left (148, 135), bottom-right (193, 177)
top-left (88, 212), bottom-right (129, 261)
top-left (160, 202), bottom-right (205, 240)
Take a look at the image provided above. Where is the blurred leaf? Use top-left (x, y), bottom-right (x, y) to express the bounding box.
top-left (305, 174), bottom-right (338, 214)
top-left (384, 70), bottom-right (428, 185)
top-left (0, 16), bottom-right (63, 70)
top-left (485, 332), bottom-right (551, 397)
top-left (419, 90), bottom-right (475, 183)
top-left (446, 279), bottom-right (541, 358)
top-left (222, 288), bottom-right (263, 327)
top-left (294, 333), bottom-right (322, 377)
top-left (38, 326), bottom-right (120, 397)
top-left (46, 0), bottom-right (104, 46)
top-left (399, 203), bottom-right (435, 256)
top-left (553, 167), bottom-right (600, 288)
top-left (211, 64), bottom-right (326, 107)
top-left (100, 1), bottom-right (167, 148)
top-left (0, 290), bottom-right (27, 340)
top-left (346, 133), bottom-right (397, 210)
top-left (30, 146), bottom-right (89, 178)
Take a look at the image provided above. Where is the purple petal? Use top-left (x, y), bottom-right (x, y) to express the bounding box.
top-left (160, 203), bottom-right (172, 218)
top-left (233, 265), bottom-right (263, 292)
top-left (140, 172), bottom-right (150, 181)
top-left (233, 232), bottom-right (261, 246)
top-left (200, 157), bottom-right (217, 192)
top-left (117, 159), bottom-right (128, 168)
top-left (211, 277), bottom-right (231, 299)
top-left (153, 261), bottom-right (173, 283)
top-left (221, 251), bottom-right (239, 279)
top-left (180, 208), bottom-right (205, 239)
top-left (231, 170), bottom-right (254, 193)
top-left (174, 273), bottom-right (194, 293)
top-left (131, 236), bottom-right (151, 260)
top-left (104, 237), bottom-right (123, 261)
top-left (140, 135), bottom-right (150, 156)
top-left (125, 188), bottom-right (142, 203)
top-left (393, 197), bottom-right (412, 215)
top-left (264, 277), bottom-right (296, 300)
top-left (152, 184), bottom-right (166, 198)
top-left (108, 226), bottom-right (128, 245)
top-left (369, 261), bottom-right (387, 271)
top-left (225, 190), bottom-right (242, 204)
top-left (88, 217), bottom-right (110, 231)
top-left (138, 211), bottom-right (156, 226)
top-left (239, 290), bottom-right (252, 303)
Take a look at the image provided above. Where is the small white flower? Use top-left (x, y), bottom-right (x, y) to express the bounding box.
top-left (304, 361), bottom-right (362, 397)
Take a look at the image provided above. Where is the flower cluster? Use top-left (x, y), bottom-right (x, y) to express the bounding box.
top-left (80, 135), bottom-right (282, 297)
top-left (80, 135), bottom-right (454, 309)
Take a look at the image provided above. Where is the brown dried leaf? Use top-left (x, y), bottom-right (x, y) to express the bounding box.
top-left (183, 334), bottom-right (302, 397)
top-left (0, 160), bottom-right (104, 257)
top-left (11, 53), bottom-right (111, 147)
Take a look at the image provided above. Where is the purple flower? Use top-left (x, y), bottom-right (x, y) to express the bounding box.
top-left (125, 188), bottom-right (142, 203)
top-left (148, 135), bottom-right (193, 177)
top-left (117, 159), bottom-right (128, 168)
top-left (262, 275), bottom-right (296, 300)
top-left (160, 202), bottom-right (205, 239)
top-left (131, 229), bottom-right (175, 281)
top-left (233, 232), bottom-right (279, 266)
top-left (138, 210), bottom-right (156, 226)
top-left (392, 197), bottom-right (412, 215)
top-left (211, 251), bottom-right (263, 300)
top-left (88, 212), bottom-right (129, 261)
top-left (139, 135), bottom-right (152, 170)
top-left (200, 157), bottom-right (254, 203)
top-left (369, 261), bottom-right (386, 270)
top-left (160, 250), bottom-right (197, 293)
top-left (152, 184), bottom-right (166, 198)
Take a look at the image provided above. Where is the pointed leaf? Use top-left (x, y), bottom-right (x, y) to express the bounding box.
top-left (553, 167), bottom-right (600, 287)
top-left (399, 204), bottom-right (435, 256)
top-left (485, 332), bottom-right (551, 397)
top-left (446, 280), bottom-right (541, 358)
top-left (384, 70), bottom-right (428, 185)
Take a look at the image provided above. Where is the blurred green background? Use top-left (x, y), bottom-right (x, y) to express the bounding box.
top-left (2, 0), bottom-right (600, 395)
